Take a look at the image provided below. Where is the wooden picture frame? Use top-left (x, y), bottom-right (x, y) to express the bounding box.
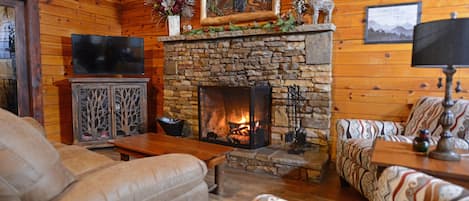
top-left (365, 2), bottom-right (421, 44)
top-left (200, 0), bottom-right (280, 26)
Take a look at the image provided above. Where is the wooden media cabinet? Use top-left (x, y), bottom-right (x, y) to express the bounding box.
top-left (70, 77), bottom-right (149, 147)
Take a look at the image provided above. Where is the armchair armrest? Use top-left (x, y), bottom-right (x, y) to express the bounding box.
top-left (376, 166), bottom-right (469, 201)
top-left (336, 119), bottom-right (404, 141)
top-left (57, 154), bottom-right (208, 201)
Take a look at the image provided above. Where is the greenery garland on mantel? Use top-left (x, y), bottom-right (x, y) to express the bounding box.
top-left (185, 13), bottom-right (297, 35)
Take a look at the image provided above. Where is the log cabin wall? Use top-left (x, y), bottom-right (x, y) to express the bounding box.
top-left (39, 0), bottom-right (122, 143)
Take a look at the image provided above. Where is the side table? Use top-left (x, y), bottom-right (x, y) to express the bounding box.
top-left (371, 139), bottom-right (469, 188)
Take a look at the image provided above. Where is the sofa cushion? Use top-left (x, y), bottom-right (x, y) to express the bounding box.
top-left (50, 142), bottom-right (118, 177)
top-left (404, 97), bottom-right (469, 142)
top-left (56, 154), bottom-right (208, 201)
top-left (0, 109), bottom-right (76, 201)
top-left (376, 166), bottom-right (469, 201)
top-left (339, 138), bottom-right (375, 170)
top-left (55, 145), bottom-right (118, 177)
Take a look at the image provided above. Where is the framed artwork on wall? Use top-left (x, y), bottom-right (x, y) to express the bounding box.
top-left (200, 0), bottom-right (280, 26)
top-left (365, 2), bottom-right (422, 44)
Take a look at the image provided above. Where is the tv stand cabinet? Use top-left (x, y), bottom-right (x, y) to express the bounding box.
top-left (69, 77), bottom-right (149, 147)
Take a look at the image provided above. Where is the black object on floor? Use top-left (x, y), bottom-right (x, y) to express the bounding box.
top-left (157, 117), bottom-right (185, 136)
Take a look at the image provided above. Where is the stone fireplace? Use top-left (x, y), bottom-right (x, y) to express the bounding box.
top-left (159, 24), bottom-right (334, 182)
top-left (198, 85), bottom-right (271, 149)
top-left (159, 24), bottom-right (334, 148)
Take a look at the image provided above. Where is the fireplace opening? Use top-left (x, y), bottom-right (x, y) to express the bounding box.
top-left (198, 85), bottom-right (271, 149)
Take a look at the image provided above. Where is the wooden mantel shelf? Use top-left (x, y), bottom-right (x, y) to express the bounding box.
top-left (157, 23), bottom-right (336, 42)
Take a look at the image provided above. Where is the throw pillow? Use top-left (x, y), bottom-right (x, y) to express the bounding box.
top-left (404, 96), bottom-right (469, 144)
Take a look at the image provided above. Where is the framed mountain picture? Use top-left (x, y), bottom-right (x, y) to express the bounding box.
top-left (365, 2), bottom-right (422, 44)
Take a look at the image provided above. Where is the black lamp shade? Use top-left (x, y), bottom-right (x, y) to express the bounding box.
top-left (412, 18), bottom-right (469, 68)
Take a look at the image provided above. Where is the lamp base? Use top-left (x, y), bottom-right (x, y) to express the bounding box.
top-left (429, 149), bottom-right (461, 161)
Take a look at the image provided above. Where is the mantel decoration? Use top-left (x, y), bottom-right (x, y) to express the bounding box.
top-left (411, 14), bottom-right (469, 161)
top-left (292, 0), bottom-right (307, 25)
top-left (309, 0), bottom-right (334, 24)
top-left (144, 0), bottom-right (195, 36)
top-left (185, 12), bottom-right (297, 35)
top-left (365, 2), bottom-right (421, 44)
top-left (200, 0), bottom-right (280, 25)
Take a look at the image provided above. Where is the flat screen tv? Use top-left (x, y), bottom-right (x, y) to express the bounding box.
top-left (71, 34), bottom-right (144, 75)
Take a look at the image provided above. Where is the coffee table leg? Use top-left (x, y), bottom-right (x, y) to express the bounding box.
top-left (120, 153), bottom-right (130, 161)
top-left (214, 164), bottom-right (224, 195)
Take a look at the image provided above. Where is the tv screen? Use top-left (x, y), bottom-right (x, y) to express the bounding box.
top-left (71, 34), bottom-right (144, 75)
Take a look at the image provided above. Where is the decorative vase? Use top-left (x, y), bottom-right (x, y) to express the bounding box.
top-left (413, 129), bottom-right (430, 153)
top-left (167, 15), bottom-right (180, 36)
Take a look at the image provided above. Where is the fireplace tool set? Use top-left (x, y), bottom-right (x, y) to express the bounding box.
top-left (285, 85), bottom-right (309, 154)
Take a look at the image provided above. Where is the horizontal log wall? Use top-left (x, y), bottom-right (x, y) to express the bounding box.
top-left (39, 0), bottom-right (122, 143)
top-left (331, 0), bottom-right (469, 158)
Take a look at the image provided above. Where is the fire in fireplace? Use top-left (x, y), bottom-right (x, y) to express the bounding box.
top-left (198, 85), bottom-right (271, 149)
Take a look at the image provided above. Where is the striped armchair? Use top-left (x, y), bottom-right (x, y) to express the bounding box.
top-left (336, 97), bottom-right (469, 200)
top-left (376, 166), bottom-right (469, 201)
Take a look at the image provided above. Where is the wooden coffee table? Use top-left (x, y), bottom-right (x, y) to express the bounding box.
top-left (371, 139), bottom-right (469, 188)
top-left (109, 133), bottom-right (234, 194)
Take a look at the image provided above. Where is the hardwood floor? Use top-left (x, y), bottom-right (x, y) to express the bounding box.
top-left (206, 166), bottom-right (365, 201)
top-left (93, 148), bottom-right (366, 201)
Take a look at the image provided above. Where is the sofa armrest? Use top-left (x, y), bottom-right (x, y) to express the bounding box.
top-left (336, 119), bottom-right (404, 141)
top-left (56, 154), bottom-right (208, 201)
top-left (20, 116), bottom-right (46, 136)
top-left (376, 166), bottom-right (469, 201)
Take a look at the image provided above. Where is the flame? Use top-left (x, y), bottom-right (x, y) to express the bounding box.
top-left (238, 115), bottom-right (250, 130)
top-left (230, 113), bottom-right (260, 132)
top-left (239, 115), bottom-right (248, 124)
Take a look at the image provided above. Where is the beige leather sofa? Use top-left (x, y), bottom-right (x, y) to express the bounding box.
top-left (0, 108), bottom-right (209, 201)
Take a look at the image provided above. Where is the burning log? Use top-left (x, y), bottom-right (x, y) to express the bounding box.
top-left (228, 121), bottom-right (244, 129)
top-left (230, 126), bottom-right (249, 136)
top-left (228, 121), bottom-right (250, 136)
top-left (225, 120), bottom-right (258, 145)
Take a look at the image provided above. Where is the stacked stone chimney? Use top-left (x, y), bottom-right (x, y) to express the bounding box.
top-left (159, 24), bottom-right (335, 148)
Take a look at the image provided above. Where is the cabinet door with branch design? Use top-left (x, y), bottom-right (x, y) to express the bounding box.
top-left (70, 78), bottom-right (149, 147)
top-left (111, 84), bottom-right (147, 138)
top-left (73, 85), bottom-right (112, 145)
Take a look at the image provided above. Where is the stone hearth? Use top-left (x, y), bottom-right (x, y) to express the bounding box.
top-left (159, 24), bottom-right (334, 182)
top-left (228, 145), bottom-right (328, 183)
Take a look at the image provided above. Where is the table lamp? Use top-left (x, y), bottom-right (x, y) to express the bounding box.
top-left (411, 15), bottom-right (469, 161)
